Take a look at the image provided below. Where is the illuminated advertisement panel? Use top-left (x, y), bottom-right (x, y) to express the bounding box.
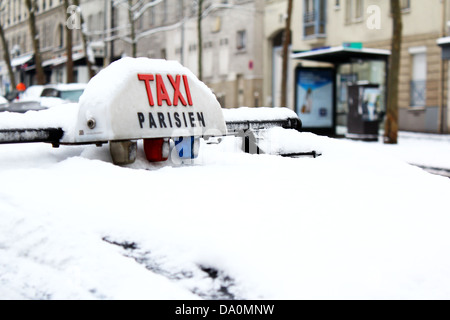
top-left (296, 68), bottom-right (334, 129)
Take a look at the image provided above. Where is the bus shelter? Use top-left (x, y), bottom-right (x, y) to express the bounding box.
top-left (291, 46), bottom-right (391, 139)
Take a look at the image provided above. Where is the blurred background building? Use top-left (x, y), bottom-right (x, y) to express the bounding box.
top-left (0, 0), bottom-right (449, 134)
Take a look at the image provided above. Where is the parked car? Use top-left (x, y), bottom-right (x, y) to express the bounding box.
top-left (22, 83), bottom-right (86, 104)
top-left (0, 90), bottom-right (43, 113)
top-left (20, 85), bottom-right (45, 101)
top-left (0, 83), bottom-right (87, 114)
top-left (39, 83), bottom-right (86, 103)
top-left (0, 100), bottom-right (44, 113)
top-left (15, 83), bottom-right (87, 111)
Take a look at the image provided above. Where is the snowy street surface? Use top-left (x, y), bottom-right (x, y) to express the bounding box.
top-left (0, 124), bottom-right (450, 300)
top-left (372, 131), bottom-right (450, 175)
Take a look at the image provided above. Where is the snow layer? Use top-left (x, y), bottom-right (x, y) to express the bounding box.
top-left (0, 104), bottom-right (78, 136)
top-left (1, 125), bottom-right (450, 300)
top-left (222, 107), bottom-right (298, 122)
top-left (373, 131), bottom-right (450, 170)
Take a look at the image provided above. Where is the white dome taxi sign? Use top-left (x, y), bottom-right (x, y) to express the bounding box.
top-left (70, 57), bottom-right (227, 144)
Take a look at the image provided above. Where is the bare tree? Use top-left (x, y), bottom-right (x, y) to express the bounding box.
top-left (110, 0), bottom-right (165, 59)
top-left (128, 0), bottom-right (137, 57)
top-left (197, 0), bottom-right (203, 81)
top-left (280, 0), bottom-right (293, 108)
top-left (24, 0), bottom-right (45, 85)
top-left (0, 1), bottom-right (16, 91)
top-left (64, 0), bottom-right (74, 83)
top-left (73, 0), bottom-right (96, 79)
top-left (385, 0), bottom-right (403, 144)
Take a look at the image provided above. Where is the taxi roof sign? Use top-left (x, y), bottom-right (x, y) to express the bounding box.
top-left (69, 57), bottom-right (227, 144)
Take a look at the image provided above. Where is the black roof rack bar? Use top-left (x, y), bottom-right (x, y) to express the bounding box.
top-left (0, 128), bottom-right (64, 146)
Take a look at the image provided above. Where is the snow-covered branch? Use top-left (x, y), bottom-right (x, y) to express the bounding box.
top-left (133, 0), bottom-right (164, 21)
top-left (85, 0), bottom-right (260, 47)
top-left (135, 17), bottom-right (186, 41)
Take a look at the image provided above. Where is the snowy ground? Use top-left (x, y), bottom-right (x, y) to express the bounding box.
top-left (1, 122), bottom-right (450, 300)
top-left (373, 131), bottom-right (450, 174)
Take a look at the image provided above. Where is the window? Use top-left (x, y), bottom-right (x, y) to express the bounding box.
top-left (149, 6), bottom-right (155, 26)
top-left (13, 0), bottom-right (16, 23)
top-left (391, 0), bottom-right (410, 13)
top-left (177, 0), bottom-right (184, 20)
top-left (189, 44), bottom-right (197, 52)
top-left (401, 0), bottom-right (410, 11)
top-left (305, 0), bottom-right (314, 13)
top-left (346, 0), bottom-right (363, 24)
top-left (88, 14), bottom-right (93, 33)
top-left (354, 0), bottom-right (363, 20)
top-left (204, 42), bottom-right (213, 78)
top-left (163, 0), bottom-right (167, 22)
top-left (236, 30), bottom-right (246, 51)
top-left (303, 0), bottom-right (326, 38)
top-left (188, 43), bottom-right (198, 76)
top-left (219, 38), bottom-right (229, 76)
top-left (57, 24), bottom-right (64, 48)
top-left (409, 47), bottom-right (427, 107)
top-left (18, 0), bottom-right (22, 21)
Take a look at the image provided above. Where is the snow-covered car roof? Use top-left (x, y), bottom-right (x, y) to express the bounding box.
top-left (40, 83), bottom-right (87, 102)
top-left (48, 83), bottom-right (87, 91)
top-left (18, 83), bottom-right (87, 110)
top-left (22, 83), bottom-right (87, 100)
top-left (20, 85), bottom-right (45, 101)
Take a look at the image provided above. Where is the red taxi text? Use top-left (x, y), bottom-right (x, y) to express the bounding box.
top-left (138, 74), bottom-right (193, 107)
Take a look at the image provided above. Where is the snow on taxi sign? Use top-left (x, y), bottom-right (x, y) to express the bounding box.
top-left (74, 57), bottom-right (227, 164)
top-left (0, 57), bottom-right (304, 165)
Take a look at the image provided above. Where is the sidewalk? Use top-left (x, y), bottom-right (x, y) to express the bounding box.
top-left (343, 130), bottom-right (450, 177)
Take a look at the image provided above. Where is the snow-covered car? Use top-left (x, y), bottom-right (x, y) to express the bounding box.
top-left (39, 83), bottom-right (86, 102)
top-left (19, 85), bottom-right (45, 101)
top-left (0, 100), bottom-right (45, 113)
top-left (0, 83), bottom-right (86, 113)
top-left (19, 83), bottom-right (87, 110)
top-left (0, 90), bottom-right (44, 113)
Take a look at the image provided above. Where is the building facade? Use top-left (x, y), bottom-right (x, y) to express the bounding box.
top-left (323, 0), bottom-right (448, 134)
top-left (1, 0), bottom-right (264, 109)
top-left (264, 0), bottom-right (449, 133)
top-left (0, 0), bottom-right (107, 93)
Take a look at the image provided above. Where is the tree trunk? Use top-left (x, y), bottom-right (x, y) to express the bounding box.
top-left (0, 21), bottom-right (16, 90)
top-left (128, 0), bottom-right (137, 58)
top-left (281, 0), bottom-right (293, 108)
top-left (73, 0), bottom-right (95, 79)
top-left (197, 0), bottom-right (203, 81)
top-left (65, 0), bottom-right (74, 83)
top-left (25, 0), bottom-right (45, 85)
top-left (385, 0), bottom-right (403, 144)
